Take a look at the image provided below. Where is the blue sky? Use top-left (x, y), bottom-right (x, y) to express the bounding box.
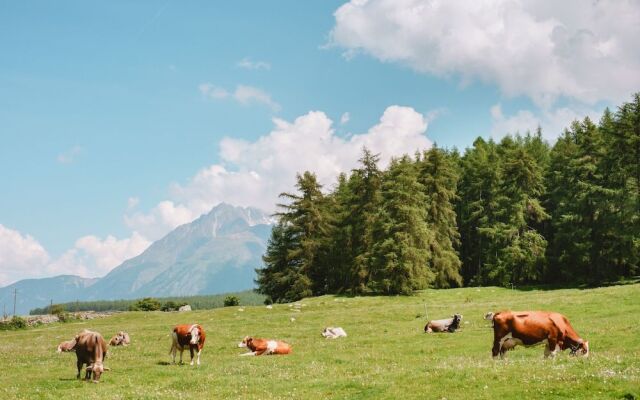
top-left (1, 0), bottom-right (638, 285)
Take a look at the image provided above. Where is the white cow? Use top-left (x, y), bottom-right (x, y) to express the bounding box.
top-left (321, 327), bottom-right (347, 339)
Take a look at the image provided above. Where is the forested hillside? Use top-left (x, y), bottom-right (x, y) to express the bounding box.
top-left (257, 94), bottom-right (640, 303)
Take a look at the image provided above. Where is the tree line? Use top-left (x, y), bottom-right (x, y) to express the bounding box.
top-left (29, 290), bottom-right (265, 314)
top-left (256, 94), bottom-right (640, 303)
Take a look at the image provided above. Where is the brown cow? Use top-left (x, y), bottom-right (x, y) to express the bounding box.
top-left (109, 331), bottom-right (130, 346)
top-left (237, 336), bottom-right (292, 356)
top-left (170, 324), bottom-right (205, 365)
top-left (57, 339), bottom-right (77, 353)
top-left (74, 330), bottom-right (110, 382)
top-left (492, 311), bottom-right (589, 359)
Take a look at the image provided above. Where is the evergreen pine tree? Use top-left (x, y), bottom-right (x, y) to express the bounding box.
top-left (369, 156), bottom-right (433, 294)
top-left (419, 147), bottom-right (462, 287)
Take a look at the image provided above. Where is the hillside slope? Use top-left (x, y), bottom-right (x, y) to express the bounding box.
top-left (0, 275), bottom-right (98, 317)
top-left (0, 284), bottom-right (638, 399)
top-left (84, 203), bottom-right (272, 300)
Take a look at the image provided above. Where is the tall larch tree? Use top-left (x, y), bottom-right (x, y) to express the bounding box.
top-left (419, 147), bottom-right (462, 287)
top-left (369, 156), bottom-right (433, 294)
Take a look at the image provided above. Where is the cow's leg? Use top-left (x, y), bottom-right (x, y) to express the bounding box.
top-left (240, 351), bottom-right (257, 356)
top-left (76, 360), bottom-right (83, 379)
top-left (492, 332), bottom-right (503, 358)
top-left (196, 348), bottom-right (202, 365)
top-left (189, 346), bottom-right (195, 366)
top-left (84, 365), bottom-right (92, 380)
top-left (179, 348), bottom-right (184, 364)
top-left (547, 338), bottom-right (559, 359)
top-left (544, 343), bottom-right (551, 358)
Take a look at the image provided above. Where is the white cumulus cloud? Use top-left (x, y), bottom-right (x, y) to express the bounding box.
top-left (126, 106), bottom-right (433, 239)
top-left (199, 83), bottom-right (281, 111)
top-left (57, 145), bottom-right (83, 164)
top-left (330, 0), bottom-right (640, 107)
top-left (0, 224), bottom-right (150, 286)
top-left (490, 103), bottom-right (602, 141)
top-left (0, 224), bottom-right (50, 285)
top-left (237, 58), bottom-right (271, 70)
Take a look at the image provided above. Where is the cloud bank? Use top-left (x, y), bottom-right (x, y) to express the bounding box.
top-left (330, 0), bottom-right (640, 107)
top-left (126, 105), bottom-right (433, 240)
top-left (0, 224), bottom-right (150, 286)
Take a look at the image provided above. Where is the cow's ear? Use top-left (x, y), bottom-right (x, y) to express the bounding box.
top-left (86, 366), bottom-right (93, 371)
top-left (104, 367), bottom-right (111, 371)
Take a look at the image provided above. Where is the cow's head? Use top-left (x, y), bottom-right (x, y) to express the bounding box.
top-left (189, 325), bottom-right (201, 345)
top-left (321, 328), bottom-right (331, 337)
top-left (445, 314), bottom-right (462, 333)
top-left (570, 340), bottom-right (589, 357)
top-left (86, 362), bottom-right (110, 383)
top-left (238, 336), bottom-right (252, 348)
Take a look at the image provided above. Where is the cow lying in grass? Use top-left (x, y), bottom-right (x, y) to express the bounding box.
top-left (238, 336), bottom-right (292, 356)
top-left (109, 331), bottom-right (130, 346)
top-left (491, 311), bottom-right (589, 359)
top-left (170, 324), bottom-right (205, 366)
top-left (74, 330), bottom-right (110, 382)
top-left (321, 327), bottom-right (347, 339)
top-left (57, 339), bottom-right (76, 353)
top-left (424, 314), bottom-right (462, 333)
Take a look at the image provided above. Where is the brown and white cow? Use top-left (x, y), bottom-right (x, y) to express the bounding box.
top-left (74, 330), bottom-right (110, 382)
top-left (237, 336), bottom-right (292, 356)
top-left (491, 311), bottom-right (589, 359)
top-left (109, 331), bottom-right (131, 346)
top-left (169, 324), bottom-right (205, 366)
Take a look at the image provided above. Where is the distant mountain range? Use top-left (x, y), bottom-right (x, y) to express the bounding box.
top-left (0, 203), bottom-right (274, 315)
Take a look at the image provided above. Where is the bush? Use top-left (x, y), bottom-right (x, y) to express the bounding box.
top-left (57, 312), bottom-right (77, 323)
top-left (50, 304), bottom-right (65, 315)
top-left (223, 295), bottom-right (240, 307)
top-left (0, 316), bottom-right (27, 330)
top-left (264, 297), bottom-right (273, 305)
top-left (161, 301), bottom-right (178, 312)
top-left (130, 297), bottom-right (161, 311)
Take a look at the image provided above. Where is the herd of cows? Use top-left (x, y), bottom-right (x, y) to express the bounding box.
top-left (55, 309), bottom-right (589, 383)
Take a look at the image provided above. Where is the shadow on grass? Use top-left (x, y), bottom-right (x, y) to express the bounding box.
top-left (156, 361), bottom-right (172, 366)
top-left (58, 378), bottom-right (78, 381)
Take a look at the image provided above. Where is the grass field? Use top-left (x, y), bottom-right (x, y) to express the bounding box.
top-left (1, 284), bottom-right (638, 399)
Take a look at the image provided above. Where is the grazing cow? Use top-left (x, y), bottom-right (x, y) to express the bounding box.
top-left (424, 314), bottom-right (462, 333)
top-left (57, 339), bottom-right (77, 353)
top-left (238, 336), bottom-right (292, 356)
top-left (321, 327), bottom-right (347, 339)
top-left (492, 311), bottom-right (589, 359)
top-left (109, 331), bottom-right (131, 346)
top-left (170, 324), bottom-right (205, 366)
top-left (74, 330), bottom-right (110, 382)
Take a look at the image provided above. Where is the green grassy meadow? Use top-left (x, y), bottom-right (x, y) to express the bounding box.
top-left (1, 284), bottom-right (638, 399)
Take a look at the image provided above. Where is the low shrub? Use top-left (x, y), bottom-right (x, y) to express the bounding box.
top-left (223, 295), bottom-right (240, 307)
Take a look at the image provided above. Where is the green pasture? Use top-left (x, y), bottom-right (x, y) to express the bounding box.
top-left (1, 284), bottom-right (638, 399)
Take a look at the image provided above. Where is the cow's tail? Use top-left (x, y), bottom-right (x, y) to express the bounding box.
top-left (169, 330), bottom-right (177, 354)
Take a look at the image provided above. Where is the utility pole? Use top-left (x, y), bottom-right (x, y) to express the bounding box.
top-left (50, 299), bottom-right (53, 314)
top-left (13, 288), bottom-right (17, 317)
